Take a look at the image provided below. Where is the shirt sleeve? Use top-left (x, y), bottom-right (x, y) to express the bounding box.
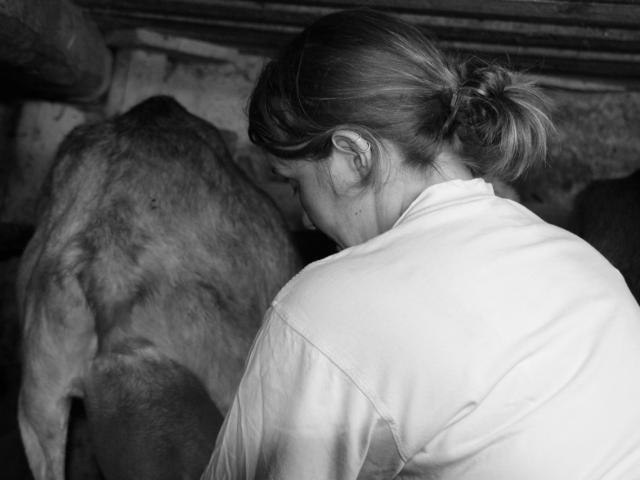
top-left (200, 305), bottom-right (405, 480)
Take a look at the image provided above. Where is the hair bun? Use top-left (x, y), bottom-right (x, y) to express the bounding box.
top-left (454, 60), bottom-right (554, 180)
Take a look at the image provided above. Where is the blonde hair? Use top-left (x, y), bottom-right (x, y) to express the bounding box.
top-left (249, 8), bottom-right (554, 181)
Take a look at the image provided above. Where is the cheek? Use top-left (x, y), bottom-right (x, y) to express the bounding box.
top-left (298, 191), bottom-right (328, 231)
top-left (298, 193), bottom-right (318, 223)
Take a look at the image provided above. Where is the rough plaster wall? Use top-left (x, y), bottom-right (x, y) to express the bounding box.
top-left (0, 103), bottom-right (101, 224)
top-left (1, 38), bottom-right (639, 230)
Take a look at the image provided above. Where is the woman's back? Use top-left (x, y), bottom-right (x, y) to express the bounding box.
top-left (269, 178), bottom-right (640, 479)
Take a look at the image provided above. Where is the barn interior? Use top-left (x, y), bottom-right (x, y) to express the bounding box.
top-left (1, 1), bottom-right (639, 478)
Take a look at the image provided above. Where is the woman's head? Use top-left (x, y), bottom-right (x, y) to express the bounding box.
top-left (248, 8), bottom-right (553, 183)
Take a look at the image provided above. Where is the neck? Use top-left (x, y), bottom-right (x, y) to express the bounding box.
top-left (375, 150), bottom-right (473, 231)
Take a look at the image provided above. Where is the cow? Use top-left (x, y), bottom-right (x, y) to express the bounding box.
top-left (16, 96), bottom-right (301, 480)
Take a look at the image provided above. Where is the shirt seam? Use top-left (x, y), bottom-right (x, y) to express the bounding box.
top-left (270, 301), bottom-right (410, 463)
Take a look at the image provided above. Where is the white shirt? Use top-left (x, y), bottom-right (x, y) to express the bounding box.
top-left (202, 178), bottom-right (640, 479)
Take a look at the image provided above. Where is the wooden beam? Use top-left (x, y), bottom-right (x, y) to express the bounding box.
top-left (76, 0), bottom-right (640, 28)
top-left (76, 0), bottom-right (640, 86)
top-left (274, 0), bottom-right (640, 27)
top-left (82, 7), bottom-right (640, 53)
top-left (0, 0), bottom-right (112, 101)
top-left (76, 1), bottom-right (640, 83)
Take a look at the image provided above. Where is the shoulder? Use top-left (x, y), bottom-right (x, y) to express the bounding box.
top-left (275, 250), bottom-right (352, 302)
top-left (272, 238), bottom-right (402, 329)
top-left (270, 250), bottom-right (359, 335)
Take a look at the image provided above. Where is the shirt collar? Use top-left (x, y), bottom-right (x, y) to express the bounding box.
top-left (392, 178), bottom-right (495, 229)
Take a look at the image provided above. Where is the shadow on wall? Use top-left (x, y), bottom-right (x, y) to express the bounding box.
top-left (0, 257), bottom-right (31, 480)
top-left (568, 170), bottom-right (640, 303)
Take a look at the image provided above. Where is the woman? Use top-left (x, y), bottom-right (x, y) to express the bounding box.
top-left (202, 9), bottom-right (640, 479)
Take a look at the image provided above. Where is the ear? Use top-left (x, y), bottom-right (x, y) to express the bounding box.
top-left (331, 130), bottom-right (373, 181)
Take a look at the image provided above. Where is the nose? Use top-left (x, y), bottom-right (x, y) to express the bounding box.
top-left (301, 211), bottom-right (316, 230)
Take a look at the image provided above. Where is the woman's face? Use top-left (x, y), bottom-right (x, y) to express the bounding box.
top-left (269, 139), bottom-right (473, 251)
top-left (270, 156), bottom-right (371, 249)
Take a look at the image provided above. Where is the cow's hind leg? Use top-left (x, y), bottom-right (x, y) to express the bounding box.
top-left (84, 343), bottom-right (222, 480)
top-left (18, 370), bottom-right (75, 480)
top-left (18, 275), bottom-right (97, 480)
